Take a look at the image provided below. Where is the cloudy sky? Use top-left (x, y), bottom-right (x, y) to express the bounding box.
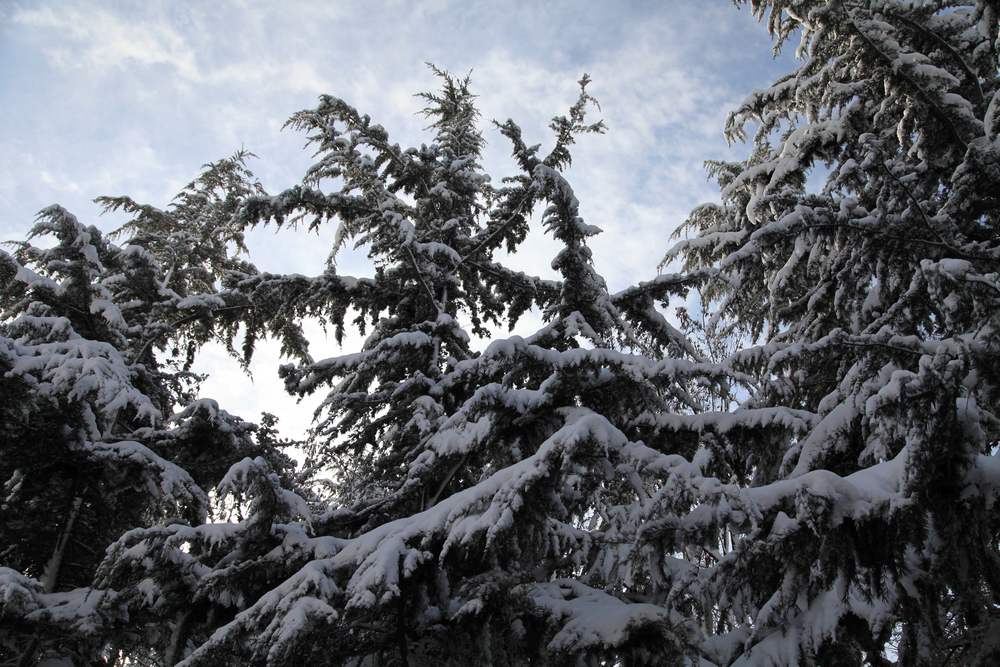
top-left (1, 0), bottom-right (795, 438)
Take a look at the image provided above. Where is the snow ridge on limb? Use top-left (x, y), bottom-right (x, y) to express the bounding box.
top-left (0, 567), bottom-right (123, 656)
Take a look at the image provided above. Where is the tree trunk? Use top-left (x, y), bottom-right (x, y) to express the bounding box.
top-left (18, 494), bottom-right (85, 667)
top-left (43, 495), bottom-right (84, 593)
top-left (164, 608), bottom-right (194, 666)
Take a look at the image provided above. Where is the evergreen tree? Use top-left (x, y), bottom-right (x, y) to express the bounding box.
top-left (665, 1), bottom-right (1000, 663)
top-left (102, 68), bottom-right (814, 667)
top-left (4, 1), bottom-right (999, 663)
top-left (0, 166), bottom-right (298, 666)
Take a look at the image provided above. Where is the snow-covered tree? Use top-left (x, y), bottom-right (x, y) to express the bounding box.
top-left (94, 67), bottom-right (809, 667)
top-left (663, 1), bottom-right (1000, 663)
top-left (5, 1), bottom-right (999, 663)
top-left (0, 169), bottom-right (298, 665)
top-left (158, 3), bottom-right (999, 661)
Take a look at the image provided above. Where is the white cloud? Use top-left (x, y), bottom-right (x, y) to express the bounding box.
top-left (15, 5), bottom-right (201, 79)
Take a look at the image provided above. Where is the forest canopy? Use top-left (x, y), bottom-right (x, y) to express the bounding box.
top-left (2, 1), bottom-right (999, 666)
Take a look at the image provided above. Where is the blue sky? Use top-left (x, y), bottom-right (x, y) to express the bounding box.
top-left (1, 1), bottom-right (795, 437)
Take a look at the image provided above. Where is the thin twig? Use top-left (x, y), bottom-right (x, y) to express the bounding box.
top-left (134, 303), bottom-right (253, 361)
top-left (455, 192), bottom-right (534, 268)
top-left (403, 245), bottom-right (441, 312)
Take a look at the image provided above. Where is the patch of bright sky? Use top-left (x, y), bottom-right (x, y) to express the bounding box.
top-left (1, 0), bottom-right (797, 439)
